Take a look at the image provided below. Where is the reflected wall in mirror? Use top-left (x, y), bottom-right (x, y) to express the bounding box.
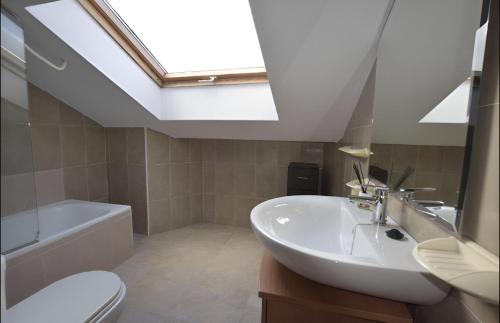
top-left (369, 0), bottom-right (490, 232)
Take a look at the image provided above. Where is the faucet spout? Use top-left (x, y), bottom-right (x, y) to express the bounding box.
top-left (349, 187), bottom-right (390, 225)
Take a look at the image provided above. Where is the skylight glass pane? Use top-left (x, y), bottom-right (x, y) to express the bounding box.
top-left (105, 0), bottom-right (265, 73)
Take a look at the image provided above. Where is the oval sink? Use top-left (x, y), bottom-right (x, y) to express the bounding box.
top-left (250, 195), bottom-right (450, 305)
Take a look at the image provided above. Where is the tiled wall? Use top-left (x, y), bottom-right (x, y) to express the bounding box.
top-left (370, 144), bottom-right (465, 205)
top-left (2, 84), bottom-right (109, 216)
top-left (1, 97), bottom-right (37, 217)
top-left (146, 129), bottom-right (202, 234)
top-left (107, 128), bottom-right (148, 234)
top-left (323, 61), bottom-right (377, 197)
top-left (201, 140), bottom-right (324, 227)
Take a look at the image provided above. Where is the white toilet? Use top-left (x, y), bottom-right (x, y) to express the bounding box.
top-left (1, 255), bottom-right (126, 323)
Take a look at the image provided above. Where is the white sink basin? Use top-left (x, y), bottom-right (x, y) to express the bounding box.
top-left (250, 195), bottom-right (450, 305)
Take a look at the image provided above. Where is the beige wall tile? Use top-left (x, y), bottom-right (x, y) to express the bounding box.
top-left (1, 123), bottom-right (34, 176)
top-left (1, 98), bottom-right (28, 124)
top-left (28, 84), bottom-right (60, 125)
top-left (255, 162), bottom-right (276, 199)
top-left (234, 164), bottom-right (255, 196)
top-left (416, 291), bottom-right (481, 323)
top-left (77, 228), bottom-right (114, 271)
top-left (215, 162), bottom-right (234, 194)
top-left (107, 128), bottom-right (127, 164)
top-left (42, 240), bottom-right (82, 284)
top-left (215, 140), bottom-right (234, 163)
top-left (440, 172), bottom-right (461, 206)
top-left (34, 168), bottom-right (65, 206)
top-left (451, 290), bottom-right (500, 323)
top-left (256, 141), bottom-right (278, 164)
top-left (478, 0), bottom-right (499, 107)
top-left (146, 129), bottom-right (169, 165)
top-left (389, 169), bottom-right (416, 189)
top-left (202, 139), bottom-right (216, 162)
top-left (300, 142), bottom-right (325, 166)
top-left (5, 255), bottom-right (45, 307)
top-left (190, 194), bottom-right (203, 223)
top-left (171, 138), bottom-right (190, 162)
top-left (170, 163), bottom-right (190, 196)
top-left (190, 163), bottom-right (202, 194)
top-left (126, 128), bottom-right (145, 165)
top-left (277, 142), bottom-right (300, 167)
top-left (128, 164), bottom-right (147, 202)
top-left (111, 214), bottom-right (134, 264)
top-left (149, 199), bottom-right (171, 234)
top-left (85, 126), bottom-right (106, 164)
top-left (59, 103), bottom-right (84, 126)
top-left (202, 163), bottom-right (215, 194)
top-left (370, 144), bottom-right (393, 171)
top-left (441, 146), bottom-right (465, 173)
top-left (171, 196), bottom-right (191, 228)
top-left (234, 197), bottom-right (258, 227)
top-left (31, 125), bottom-right (61, 171)
top-left (234, 140), bottom-right (256, 163)
top-left (60, 126), bottom-right (85, 167)
top-left (1, 172), bottom-right (37, 216)
top-left (148, 163), bottom-right (169, 201)
top-left (461, 104), bottom-right (499, 255)
top-left (63, 166), bottom-right (89, 200)
top-left (392, 145), bottom-right (418, 172)
top-left (215, 194), bottom-right (234, 224)
top-left (416, 146), bottom-right (444, 173)
top-left (108, 163), bottom-right (129, 204)
top-left (87, 163), bottom-right (108, 201)
top-left (275, 166), bottom-right (288, 197)
top-left (202, 194), bottom-right (215, 222)
top-left (130, 199), bottom-right (148, 235)
top-left (190, 139), bottom-right (202, 162)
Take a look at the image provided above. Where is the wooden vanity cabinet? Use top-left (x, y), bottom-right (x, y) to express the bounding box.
top-left (259, 253), bottom-right (413, 323)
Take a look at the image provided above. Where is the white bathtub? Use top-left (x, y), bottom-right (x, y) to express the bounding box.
top-left (3, 200), bottom-right (134, 307)
top-left (2, 200), bottom-right (130, 257)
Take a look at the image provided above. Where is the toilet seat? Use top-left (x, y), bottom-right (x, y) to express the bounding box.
top-left (5, 271), bottom-right (124, 323)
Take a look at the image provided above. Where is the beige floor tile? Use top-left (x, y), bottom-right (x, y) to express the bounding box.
top-left (116, 224), bottom-right (262, 323)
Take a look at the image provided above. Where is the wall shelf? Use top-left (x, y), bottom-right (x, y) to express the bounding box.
top-left (413, 237), bottom-right (499, 304)
top-left (338, 146), bottom-right (372, 158)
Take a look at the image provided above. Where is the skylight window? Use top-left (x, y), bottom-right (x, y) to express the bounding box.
top-left (105, 0), bottom-right (265, 74)
top-left (79, 0), bottom-right (267, 86)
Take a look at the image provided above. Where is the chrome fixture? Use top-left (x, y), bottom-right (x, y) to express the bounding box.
top-left (349, 186), bottom-right (390, 225)
top-left (398, 187), bottom-right (436, 202)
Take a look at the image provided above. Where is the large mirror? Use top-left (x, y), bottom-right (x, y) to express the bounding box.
top-left (369, 0), bottom-right (490, 232)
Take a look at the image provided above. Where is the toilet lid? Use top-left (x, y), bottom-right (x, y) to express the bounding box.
top-left (6, 271), bottom-right (122, 323)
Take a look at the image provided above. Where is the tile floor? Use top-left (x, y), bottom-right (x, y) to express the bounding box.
top-left (114, 223), bottom-right (264, 323)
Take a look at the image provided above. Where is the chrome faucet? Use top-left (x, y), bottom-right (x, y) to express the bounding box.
top-left (398, 187), bottom-right (436, 202)
top-left (349, 187), bottom-right (390, 225)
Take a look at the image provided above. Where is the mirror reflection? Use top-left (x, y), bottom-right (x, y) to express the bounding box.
top-left (369, 2), bottom-right (490, 231)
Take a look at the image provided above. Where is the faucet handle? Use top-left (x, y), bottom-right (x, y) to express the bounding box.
top-left (374, 186), bottom-right (390, 196)
top-left (399, 187), bottom-right (436, 192)
top-left (399, 187), bottom-right (436, 201)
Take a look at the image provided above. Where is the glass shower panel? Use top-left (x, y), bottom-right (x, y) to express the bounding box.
top-left (1, 10), bottom-right (39, 253)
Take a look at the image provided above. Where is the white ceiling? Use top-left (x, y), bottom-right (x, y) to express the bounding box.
top-left (372, 0), bottom-right (482, 146)
top-left (4, 0), bottom-right (392, 142)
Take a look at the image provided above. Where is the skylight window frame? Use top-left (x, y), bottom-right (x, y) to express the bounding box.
top-left (78, 0), bottom-right (268, 87)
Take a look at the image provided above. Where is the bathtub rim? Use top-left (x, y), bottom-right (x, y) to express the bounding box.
top-left (2, 200), bottom-right (131, 260)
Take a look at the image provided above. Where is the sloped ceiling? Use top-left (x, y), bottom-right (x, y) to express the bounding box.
top-left (4, 0), bottom-right (393, 142)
